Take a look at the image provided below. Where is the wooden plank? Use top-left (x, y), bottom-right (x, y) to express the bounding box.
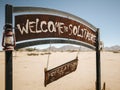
top-left (44, 58), bottom-right (78, 86)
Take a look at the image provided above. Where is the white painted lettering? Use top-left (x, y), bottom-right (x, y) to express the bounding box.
top-left (29, 21), bottom-right (36, 33)
top-left (69, 24), bottom-right (73, 35)
top-left (73, 26), bottom-right (78, 35)
top-left (36, 18), bottom-right (42, 33)
top-left (41, 21), bottom-right (48, 32)
top-left (77, 26), bottom-right (84, 38)
top-left (48, 21), bottom-right (56, 32)
top-left (17, 19), bottom-right (29, 35)
top-left (57, 22), bottom-right (64, 35)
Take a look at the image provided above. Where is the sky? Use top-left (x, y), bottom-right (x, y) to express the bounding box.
top-left (0, 0), bottom-right (120, 50)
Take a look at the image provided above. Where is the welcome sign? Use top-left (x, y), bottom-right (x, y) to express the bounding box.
top-left (5, 5), bottom-right (101, 90)
top-left (15, 14), bottom-right (96, 47)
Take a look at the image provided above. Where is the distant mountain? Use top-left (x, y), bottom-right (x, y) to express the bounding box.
top-left (48, 46), bottom-right (59, 51)
top-left (40, 45), bottom-right (92, 52)
top-left (41, 45), bottom-right (120, 52)
top-left (104, 45), bottom-right (120, 51)
top-left (41, 46), bottom-right (58, 52)
top-left (21, 45), bottom-right (120, 52)
top-left (59, 45), bottom-right (79, 51)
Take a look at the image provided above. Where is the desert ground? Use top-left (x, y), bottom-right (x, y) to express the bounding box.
top-left (0, 51), bottom-right (120, 90)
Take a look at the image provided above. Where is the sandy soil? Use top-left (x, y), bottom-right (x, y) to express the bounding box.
top-left (0, 51), bottom-right (120, 90)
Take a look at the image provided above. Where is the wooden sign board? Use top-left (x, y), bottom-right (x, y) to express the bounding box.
top-left (44, 58), bottom-right (78, 86)
top-left (15, 14), bottom-right (96, 47)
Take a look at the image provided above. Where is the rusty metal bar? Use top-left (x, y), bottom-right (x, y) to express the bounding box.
top-left (15, 39), bottom-right (96, 50)
top-left (96, 29), bottom-right (101, 90)
top-left (102, 82), bottom-right (106, 90)
top-left (5, 4), bottom-right (13, 90)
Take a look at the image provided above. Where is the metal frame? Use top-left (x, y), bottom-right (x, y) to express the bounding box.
top-left (5, 4), bottom-right (13, 90)
top-left (4, 4), bottom-right (101, 90)
top-left (15, 39), bottom-right (96, 50)
top-left (96, 29), bottom-right (101, 90)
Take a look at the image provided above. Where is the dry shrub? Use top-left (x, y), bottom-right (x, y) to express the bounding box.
top-left (27, 53), bottom-right (39, 56)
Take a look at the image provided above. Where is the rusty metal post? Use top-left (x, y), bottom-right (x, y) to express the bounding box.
top-left (5, 4), bottom-right (13, 90)
top-left (96, 28), bottom-right (101, 90)
top-left (102, 82), bottom-right (106, 90)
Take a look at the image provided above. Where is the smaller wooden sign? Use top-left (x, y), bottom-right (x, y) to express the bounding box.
top-left (44, 58), bottom-right (78, 86)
